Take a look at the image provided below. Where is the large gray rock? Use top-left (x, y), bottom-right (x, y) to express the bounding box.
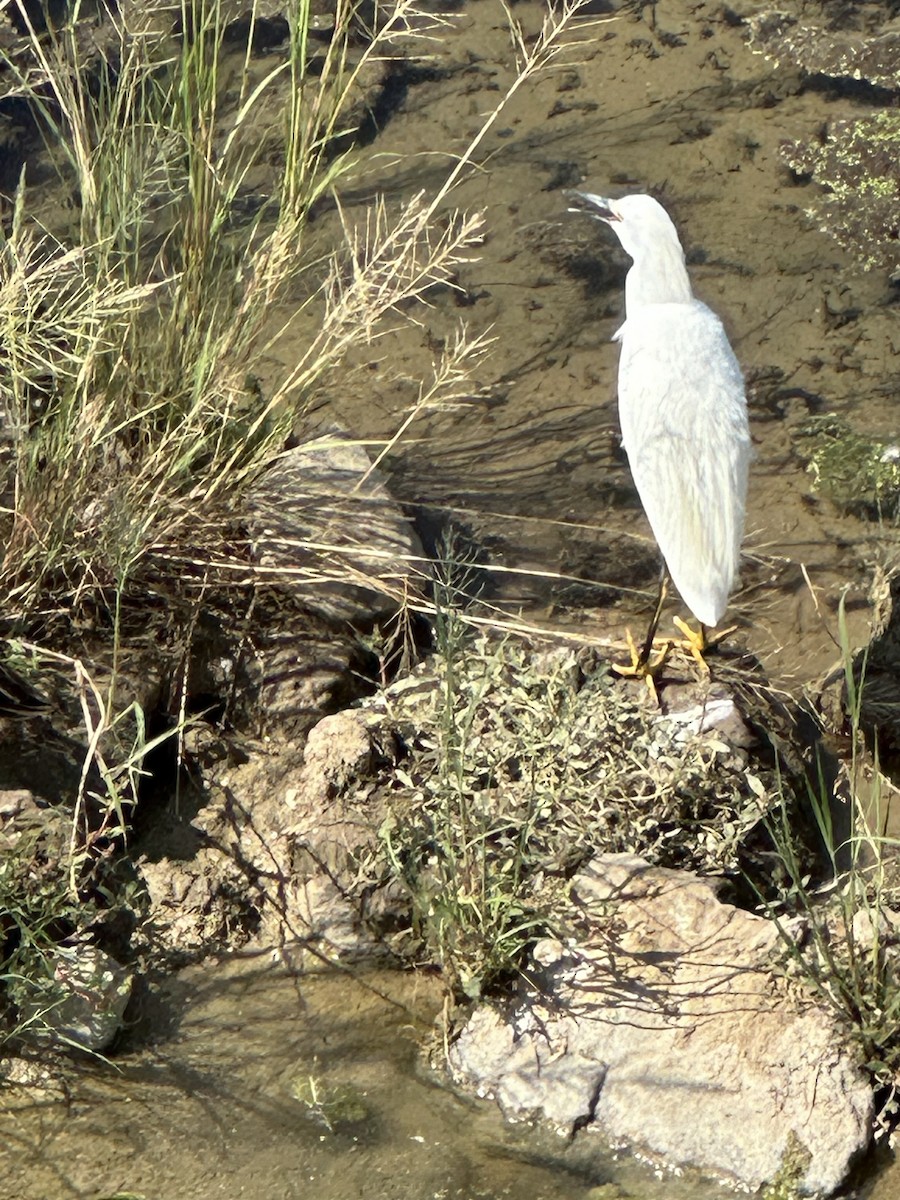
top-left (449, 854), bottom-right (873, 1195)
top-left (247, 432), bottom-right (424, 626)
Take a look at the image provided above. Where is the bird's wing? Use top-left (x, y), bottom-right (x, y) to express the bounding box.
top-left (617, 303), bottom-right (751, 627)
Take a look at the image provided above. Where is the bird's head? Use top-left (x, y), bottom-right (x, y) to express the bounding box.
top-left (567, 191), bottom-right (692, 308)
top-left (567, 192), bottom-right (684, 265)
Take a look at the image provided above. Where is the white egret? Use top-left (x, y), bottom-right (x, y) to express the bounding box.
top-left (568, 191), bottom-right (751, 677)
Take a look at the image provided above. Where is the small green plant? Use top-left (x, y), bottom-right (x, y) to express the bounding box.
top-left (0, 827), bottom-right (144, 1063)
top-left (384, 541), bottom-right (549, 1000)
top-left (760, 1131), bottom-right (813, 1200)
top-left (0, 647), bottom-right (173, 1061)
top-left (290, 1071), bottom-right (370, 1133)
top-left (749, 12), bottom-right (900, 274)
top-left (381, 536), bottom-right (778, 1000)
top-left (759, 599), bottom-right (900, 1119)
top-left (795, 415), bottom-right (900, 522)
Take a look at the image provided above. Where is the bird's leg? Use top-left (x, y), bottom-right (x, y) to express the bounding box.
top-left (612, 567), bottom-right (674, 698)
top-left (638, 565), bottom-right (669, 665)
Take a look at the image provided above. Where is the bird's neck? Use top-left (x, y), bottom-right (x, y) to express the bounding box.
top-left (624, 244), bottom-right (693, 312)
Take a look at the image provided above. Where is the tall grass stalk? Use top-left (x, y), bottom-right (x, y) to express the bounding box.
top-left (0, 0), bottom-right (593, 620)
top-left (384, 537), bottom-right (548, 1000)
top-left (0, 0), bottom-right (449, 610)
top-left (762, 596), bottom-right (900, 1102)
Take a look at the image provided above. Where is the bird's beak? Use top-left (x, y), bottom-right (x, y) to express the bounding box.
top-left (566, 191), bottom-right (620, 222)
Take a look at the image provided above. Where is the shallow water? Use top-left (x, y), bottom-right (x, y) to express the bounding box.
top-left (0, 957), bottom-right (747, 1200)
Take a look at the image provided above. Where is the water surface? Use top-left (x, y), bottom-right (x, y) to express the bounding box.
top-left (1, 957), bottom-right (746, 1200)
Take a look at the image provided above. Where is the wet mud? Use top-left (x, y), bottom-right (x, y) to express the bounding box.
top-left (0, 959), bottom-right (740, 1200)
top-left (267, 0), bottom-right (900, 694)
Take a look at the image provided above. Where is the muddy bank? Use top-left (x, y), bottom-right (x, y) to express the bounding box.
top-left (273, 0), bottom-right (900, 692)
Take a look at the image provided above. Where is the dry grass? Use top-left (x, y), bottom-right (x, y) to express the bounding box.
top-left (0, 0), bottom-right (595, 624)
top-left (0, 0), bottom-right (598, 1049)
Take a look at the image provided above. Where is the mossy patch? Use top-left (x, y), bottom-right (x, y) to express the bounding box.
top-left (795, 414), bottom-right (900, 521)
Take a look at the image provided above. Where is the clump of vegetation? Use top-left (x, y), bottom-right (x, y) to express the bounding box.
top-left (749, 9), bottom-right (900, 89)
top-left (761, 1131), bottom-right (813, 1200)
top-left (781, 110), bottom-right (900, 275)
top-left (749, 10), bottom-right (900, 274)
top-left (0, 820), bottom-right (130, 1053)
top-left (0, 0), bottom-right (488, 619)
top-left (794, 414), bottom-right (900, 521)
top-left (290, 1071), bottom-right (371, 1134)
top-left (761, 603), bottom-right (900, 1128)
top-left (380, 594), bottom-right (777, 999)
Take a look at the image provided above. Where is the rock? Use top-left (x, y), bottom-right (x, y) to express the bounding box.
top-left (848, 569), bottom-right (900, 763)
top-left (448, 854), bottom-right (873, 1195)
top-left (139, 711), bottom-right (401, 961)
top-left (274, 873), bottom-right (372, 957)
top-left (264, 710), bottom-right (399, 954)
top-left (656, 681), bottom-right (754, 748)
top-left (140, 846), bottom-right (265, 959)
top-left (13, 946), bottom-right (132, 1053)
top-left (0, 790), bottom-right (47, 848)
top-left (0, 789), bottom-right (39, 820)
top-left (246, 430), bottom-right (425, 626)
top-left (283, 710), bottom-right (374, 811)
top-left (252, 625), bottom-right (363, 729)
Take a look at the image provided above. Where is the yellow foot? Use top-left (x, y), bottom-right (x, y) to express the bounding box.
top-left (611, 628), bottom-right (673, 701)
top-left (672, 618), bottom-right (738, 671)
top-left (672, 617), bottom-right (715, 672)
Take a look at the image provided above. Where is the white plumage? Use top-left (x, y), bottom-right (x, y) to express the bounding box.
top-left (570, 192), bottom-right (751, 629)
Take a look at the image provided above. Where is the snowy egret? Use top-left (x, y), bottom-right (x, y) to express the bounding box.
top-left (568, 191), bottom-right (751, 677)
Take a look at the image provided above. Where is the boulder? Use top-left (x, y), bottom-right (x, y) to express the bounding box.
top-left (246, 431), bottom-right (424, 626)
top-left (139, 710), bottom-right (400, 960)
top-left (449, 854), bottom-right (873, 1195)
top-left (13, 946), bottom-right (132, 1053)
